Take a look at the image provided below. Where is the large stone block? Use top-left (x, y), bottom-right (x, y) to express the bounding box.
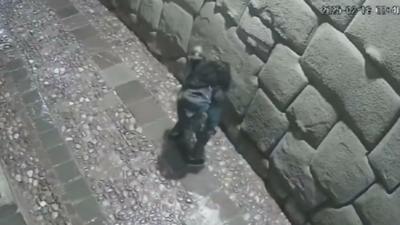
top-left (241, 89), bottom-right (289, 155)
top-left (300, 23), bottom-right (400, 148)
top-left (354, 184), bottom-right (400, 225)
top-left (157, 2), bottom-right (193, 58)
top-left (270, 133), bottom-right (327, 210)
top-left (137, 0), bottom-right (163, 30)
top-left (118, 0), bottom-right (142, 13)
top-left (287, 86), bottom-right (338, 148)
top-left (369, 118), bottom-right (400, 192)
top-left (345, 0), bottom-right (400, 93)
top-left (215, 0), bottom-right (250, 24)
top-left (305, 0), bottom-right (364, 30)
top-left (172, 0), bottom-right (204, 14)
top-left (311, 122), bottom-right (375, 205)
top-left (284, 198), bottom-right (307, 225)
top-left (189, 2), bottom-right (263, 116)
top-left (249, 0), bottom-right (318, 53)
top-left (237, 8), bottom-right (274, 61)
top-left (259, 44), bottom-right (308, 111)
top-left (312, 206), bottom-right (363, 225)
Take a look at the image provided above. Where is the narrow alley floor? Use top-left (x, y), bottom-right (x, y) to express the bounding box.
top-left (0, 0), bottom-right (290, 224)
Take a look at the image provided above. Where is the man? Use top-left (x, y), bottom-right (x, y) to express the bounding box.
top-left (169, 46), bottom-right (231, 165)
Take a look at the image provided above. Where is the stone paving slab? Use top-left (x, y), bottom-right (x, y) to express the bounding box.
top-left (100, 63), bottom-right (137, 87)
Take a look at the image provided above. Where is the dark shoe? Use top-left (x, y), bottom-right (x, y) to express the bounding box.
top-left (186, 146), bottom-right (205, 166)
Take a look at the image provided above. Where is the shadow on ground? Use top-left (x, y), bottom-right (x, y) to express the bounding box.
top-left (157, 131), bottom-right (204, 180)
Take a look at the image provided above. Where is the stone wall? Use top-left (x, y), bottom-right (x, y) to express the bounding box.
top-left (99, 0), bottom-right (400, 224)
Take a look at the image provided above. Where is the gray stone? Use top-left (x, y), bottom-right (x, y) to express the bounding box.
top-left (54, 161), bottom-right (81, 183)
top-left (0, 167), bottom-right (14, 209)
top-left (128, 97), bottom-right (166, 125)
top-left (215, 0), bottom-right (250, 24)
top-left (0, 213), bottom-right (26, 225)
top-left (241, 89), bottom-right (289, 155)
top-left (39, 129), bottom-right (64, 150)
top-left (345, 0), bottom-right (400, 93)
top-left (270, 133), bottom-right (327, 210)
top-left (312, 206), bottom-right (363, 225)
top-left (189, 2), bottom-right (263, 116)
top-left (180, 167), bottom-right (220, 196)
top-left (354, 184), bottom-right (400, 225)
top-left (369, 118), bottom-right (400, 191)
top-left (142, 116), bottom-right (174, 141)
top-left (249, 0), bottom-right (318, 53)
top-left (259, 44), bottom-right (308, 110)
top-left (300, 23), bottom-right (400, 148)
top-left (119, 0), bottom-right (142, 13)
top-left (137, 0), bottom-right (163, 30)
top-left (92, 51), bottom-right (122, 70)
top-left (64, 178), bottom-right (92, 202)
top-left (115, 80), bottom-right (150, 106)
top-left (310, 122), bottom-right (375, 205)
top-left (47, 144), bottom-right (71, 166)
top-left (61, 13), bottom-right (90, 31)
top-left (55, 5), bottom-right (79, 19)
top-left (306, 0), bottom-right (364, 30)
top-left (75, 197), bottom-right (103, 222)
top-left (157, 2), bottom-right (194, 58)
top-left (287, 86), bottom-right (338, 148)
top-left (283, 198), bottom-right (307, 225)
top-left (100, 63), bottom-right (137, 88)
top-left (208, 191), bottom-right (240, 221)
top-left (71, 25), bottom-right (98, 40)
top-left (237, 8), bottom-right (274, 61)
top-left (172, 0), bottom-right (204, 14)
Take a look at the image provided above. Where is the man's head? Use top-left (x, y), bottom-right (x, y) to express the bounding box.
top-left (194, 59), bottom-right (231, 91)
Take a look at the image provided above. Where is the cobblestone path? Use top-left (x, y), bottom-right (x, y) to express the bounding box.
top-left (0, 0), bottom-right (289, 224)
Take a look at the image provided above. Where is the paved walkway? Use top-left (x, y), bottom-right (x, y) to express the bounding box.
top-left (0, 0), bottom-right (289, 224)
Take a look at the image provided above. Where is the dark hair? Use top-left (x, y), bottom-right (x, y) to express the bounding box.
top-left (193, 60), bottom-right (231, 91)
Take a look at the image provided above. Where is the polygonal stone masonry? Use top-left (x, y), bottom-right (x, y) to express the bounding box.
top-left (310, 122), bottom-right (375, 205)
top-left (259, 44), bottom-right (308, 111)
top-left (300, 23), bottom-right (400, 148)
top-left (249, 0), bottom-right (318, 53)
top-left (270, 133), bottom-right (327, 211)
top-left (369, 118), bottom-right (400, 192)
top-left (240, 89), bottom-right (289, 156)
top-left (311, 205), bottom-right (363, 225)
top-left (305, 0), bottom-right (364, 30)
top-left (354, 184), bottom-right (400, 225)
top-left (345, 0), bottom-right (400, 93)
top-left (287, 85), bottom-right (338, 148)
top-left (172, 0), bottom-right (204, 14)
top-left (215, 0), bottom-right (250, 25)
top-left (157, 1), bottom-right (194, 58)
top-left (237, 8), bottom-right (274, 61)
top-left (137, 0), bottom-right (163, 30)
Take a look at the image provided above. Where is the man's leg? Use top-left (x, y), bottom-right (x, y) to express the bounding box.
top-left (169, 100), bottom-right (187, 138)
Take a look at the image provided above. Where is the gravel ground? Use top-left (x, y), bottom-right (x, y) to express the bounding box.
top-left (0, 0), bottom-right (290, 224)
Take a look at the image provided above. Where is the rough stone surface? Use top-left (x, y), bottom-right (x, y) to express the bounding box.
top-left (311, 122), bottom-right (375, 205)
top-left (237, 8), bottom-right (274, 61)
top-left (311, 206), bottom-right (364, 225)
top-left (354, 184), bottom-right (400, 225)
top-left (249, 0), bottom-right (318, 53)
top-left (283, 198), bottom-right (307, 225)
top-left (287, 85), bottom-right (338, 148)
top-left (345, 0), bottom-right (400, 93)
top-left (259, 44), bottom-right (308, 111)
top-left (172, 0), bottom-right (204, 14)
top-left (215, 0), bottom-right (250, 24)
top-left (157, 2), bottom-right (193, 58)
top-left (369, 118), bottom-right (400, 191)
top-left (0, 167), bottom-right (14, 208)
top-left (241, 89), bottom-right (289, 155)
top-left (270, 133), bottom-right (327, 210)
top-left (305, 0), bottom-right (364, 30)
top-left (126, 0), bottom-right (142, 13)
top-left (189, 2), bottom-right (263, 116)
top-left (137, 0), bottom-right (163, 30)
top-left (301, 23), bottom-right (400, 148)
